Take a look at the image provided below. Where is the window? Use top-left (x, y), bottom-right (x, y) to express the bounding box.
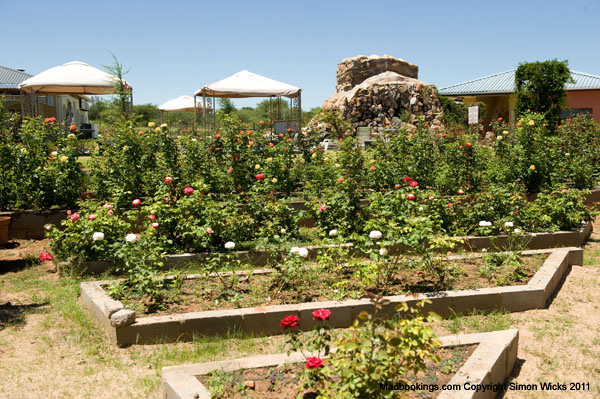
top-left (561, 108), bottom-right (592, 119)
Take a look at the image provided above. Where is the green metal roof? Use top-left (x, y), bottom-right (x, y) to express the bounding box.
top-left (0, 65), bottom-right (32, 90)
top-left (438, 69), bottom-right (600, 96)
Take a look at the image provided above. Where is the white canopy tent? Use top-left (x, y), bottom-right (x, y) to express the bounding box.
top-left (158, 95), bottom-right (202, 112)
top-left (18, 61), bottom-right (133, 116)
top-left (193, 70), bottom-right (302, 130)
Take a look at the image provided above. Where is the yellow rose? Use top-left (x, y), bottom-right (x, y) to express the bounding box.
top-left (370, 159), bottom-right (375, 164)
top-left (272, 178), bottom-right (277, 183)
top-left (67, 133), bottom-right (76, 139)
top-left (565, 152), bottom-right (570, 157)
top-left (148, 122), bottom-right (156, 127)
top-left (497, 135), bottom-right (503, 141)
top-left (50, 151), bottom-right (58, 157)
top-left (311, 153), bottom-right (317, 158)
top-left (530, 165), bottom-right (535, 171)
top-left (160, 123), bottom-right (168, 128)
top-left (335, 163), bottom-right (341, 167)
top-left (266, 157), bottom-right (273, 163)
top-left (95, 147), bottom-right (99, 151)
top-left (60, 156), bottom-right (68, 162)
top-left (155, 127), bottom-right (161, 132)
top-left (528, 120), bottom-right (535, 126)
top-left (502, 130), bottom-right (509, 135)
top-left (123, 146), bottom-right (129, 151)
top-left (255, 164), bottom-right (261, 170)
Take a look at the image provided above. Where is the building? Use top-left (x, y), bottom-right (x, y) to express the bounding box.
top-left (0, 64), bottom-right (92, 128)
top-left (438, 69), bottom-right (600, 127)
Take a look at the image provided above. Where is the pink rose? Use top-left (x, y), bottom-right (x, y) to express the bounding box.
top-left (561, 189), bottom-right (567, 194)
top-left (227, 168), bottom-right (233, 173)
top-left (458, 189), bottom-right (465, 195)
top-left (255, 173), bottom-right (265, 180)
top-left (206, 227), bottom-right (213, 235)
top-left (406, 193), bottom-right (415, 201)
top-left (394, 184), bottom-right (401, 189)
top-left (312, 309), bottom-right (331, 321)
top-left (305, 357), bottom-right (323, 369)
top-left (184, 187), bottom-right (194, 195)
top-left (70, 212), bottom-right (80, 222)
top-left (429, 196), bottom-right (435, 201)
top-left (132, 199), bottom-right (142, 207)
top-left (319, 204), bottom-right (327, 212)
top-left (102, 203), bottom-right (113, 210)
top-left (409, 180), bottom-right (418, 188)
top-left (66, 210), bottom-right (72, 215)
top-left (164, 176), bottom-right (173, 183)
top-left (149, 214), bottom-right (156, 220)
top-left (107, 210), bottom-right (114, 216)
top-left (87, 214), bottom-right (96, 220)
top-left (151, 222), bottom-right (159, 228)
top-left (40, 252), bottom-right (54, 262)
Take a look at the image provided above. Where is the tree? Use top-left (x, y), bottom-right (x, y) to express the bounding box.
top-left (218, 98), bottom-right (236, 115)
top-left (103, 53), bottom-right (131, 115)
top-left (515, 59), bottom-right (574, 129)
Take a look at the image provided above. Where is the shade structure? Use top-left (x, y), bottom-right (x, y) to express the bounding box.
top-left (158, 95), bottom-right (204, 112)
top-left (18, 61), bottom-right (131, 94)
top-left (195, 70), bottom-right (300, 98)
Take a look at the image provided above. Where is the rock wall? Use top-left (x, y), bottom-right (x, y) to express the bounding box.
top-left (321, 55), bottom-right (443, 129)
top-left (336, 54), bottom-right (419, 92)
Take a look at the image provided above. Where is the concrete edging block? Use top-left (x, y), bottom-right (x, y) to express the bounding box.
top-left (161, 329), bottom-right (519, 399)
top-left (80, 248), bottom-right (577, 346)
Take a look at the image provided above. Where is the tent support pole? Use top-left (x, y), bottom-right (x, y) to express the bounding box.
top-left (213, 96), bottom-right (216, 131)
top-left (202, 90), bottom-right (207, 137)
top-left (298, 90), bottom-right (302, 126)
top-left (193, 95), bottom-right (197, 133)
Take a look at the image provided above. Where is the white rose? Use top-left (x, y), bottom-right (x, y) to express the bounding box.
top-left (369, 230), bottom-right (382, 239)
top-left (125, 233), bottom-right (137, 242)
top-left (92, 232), bottom-right (105, 241)
top-left (514, 228), bottom-right (522, 234)
top-left (479, 221), bottom-right (492, 227)
top-left (289, 246), bottom-right (301, 254)
top-left (297, 248), bottom-right (309, 258)
top-left (379, 247), bottom-right (388, 256)
top-left (224, 241), bottom-right (235, 250)
top-left (504, 221), bottom-right (514, 228)
top-left (280, 228), bottom-right (287, 234)
top-left (328, 229), bottom-right (338, 237)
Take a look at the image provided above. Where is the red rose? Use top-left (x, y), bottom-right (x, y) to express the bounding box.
top-left (148, 214), bottom-right (156, 220)
top-left (184, 187), bottom-right (194, 195)
top-left (69, 124), bottom-right (77, 132)
top-left (394, 184), bottom-right (401, 189)
top-left (40, 252), bottom-right (54, 262)
top-left (312, 309), bottom-right (331, 321)
top-left (406, 193), bottom-right (415, 201)
top-left (403, 176), bottom-right (412, 183)
top-left (370, 166), bottom-right (376, 171)
top-left (70, 212), bottom-right (80, 222)
top-left (132, 199), bottom-right (142, 207)
top-left (164, 176), bottom-right (173, 183)
top-left (259, 120), bottom-right (265, 125)
top-left (278, 133), bottom-right (284, 138)
top-left (433, 125), bottom-right (440, 130)
top-left (409, 180), bottom-right (418, 188)
top-left (269, 142), bottom-right (274, 147)
top-left (215, 134), bottom-right (221, 139)
top-left (87, 214), bottom-right (96, 220)
top-left (337, 177), bottom-right (344, 183)
top-left (465, 142), bottom-right (472, 147)
top-left (280, 314), bottom-right (299, 328)
top-left (497, 117), bottom-right (503, 122)
top-left (305, 357), bottom-right (323, 369)
top-left (255, 173), bottom-right (265, 180)
top-left (44, 118), bottom-right (51, 123)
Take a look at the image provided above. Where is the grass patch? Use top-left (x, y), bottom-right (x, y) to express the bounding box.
top-left (442, 309), bottom-right (513, 334)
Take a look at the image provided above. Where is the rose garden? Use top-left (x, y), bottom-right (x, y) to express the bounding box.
top-left (1, 57), bottom-right (600, 398)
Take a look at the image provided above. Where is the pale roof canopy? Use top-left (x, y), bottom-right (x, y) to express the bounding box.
top-left (439, 69), bottom-right (600, 96)
top-left (158, 95), bottom-right (208, 112)
top-left (195, 70), bottom-right (300, 98)
top-left (19, 61), bottom-right (132, 94)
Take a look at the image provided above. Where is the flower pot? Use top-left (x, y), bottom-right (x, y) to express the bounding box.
top-left (0, 216), bottom-right (10, 247)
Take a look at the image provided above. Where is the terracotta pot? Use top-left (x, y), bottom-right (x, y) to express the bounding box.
top-left (0, 216), bottom-right (10, 247)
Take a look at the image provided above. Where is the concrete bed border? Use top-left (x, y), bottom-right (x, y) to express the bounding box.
top-left (161, 329), bottom-right (520, 399)
top-left (74, 221), bottom-right (592, 273)
top-left (80, 247), bottom-right (581, 346)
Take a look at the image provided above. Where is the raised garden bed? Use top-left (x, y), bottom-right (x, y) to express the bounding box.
top-left (72, 221), bottom-right (592, 273)
top-left (7, 183), bottom-right (600, 239)
top-left (161, 329), bottom-right (520, 399)
top-left (80, 248), bottom-right (581, 346)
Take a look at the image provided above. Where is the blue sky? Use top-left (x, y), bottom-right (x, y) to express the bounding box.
top-left (2, 0), bottom-right (599, 109)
